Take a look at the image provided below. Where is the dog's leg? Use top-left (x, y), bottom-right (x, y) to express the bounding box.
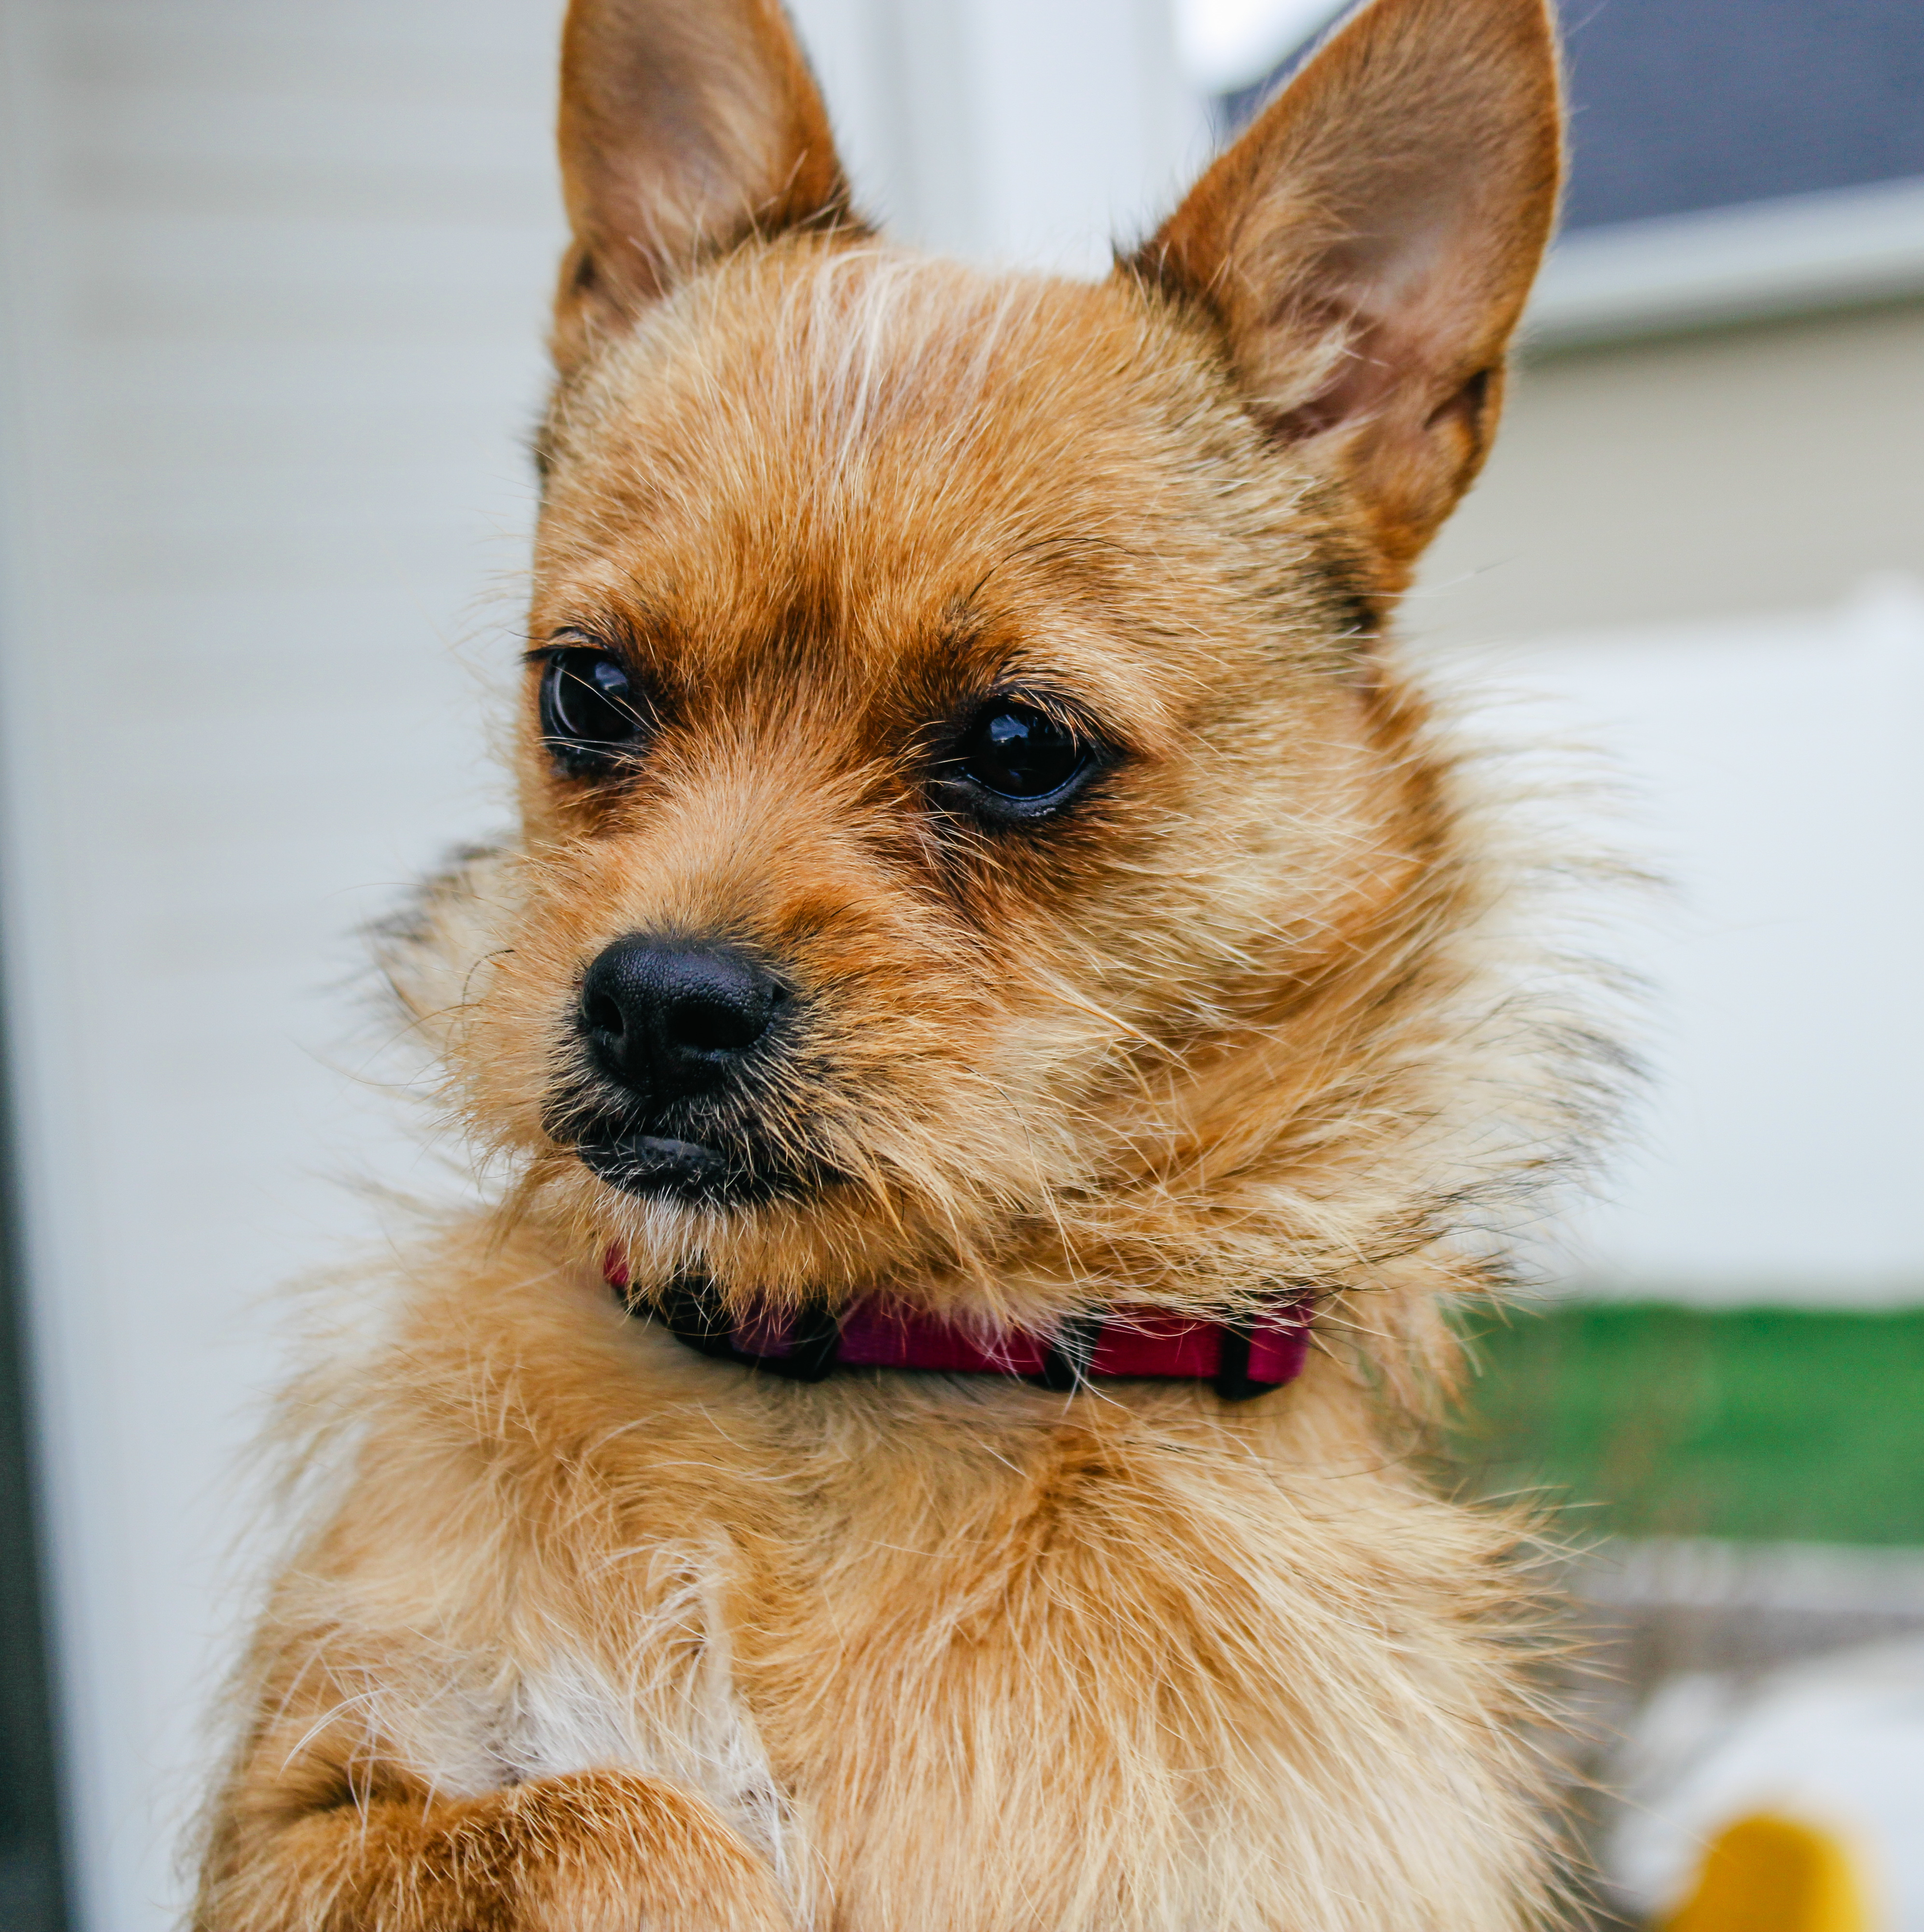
top-left (199, 1762), bottom-right (793, 1932)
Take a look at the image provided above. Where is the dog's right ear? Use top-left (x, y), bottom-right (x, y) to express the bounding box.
top-left (1130, 0), bottom-right (1561, 584)
top-left (552, 0), bottom-right (852, 372)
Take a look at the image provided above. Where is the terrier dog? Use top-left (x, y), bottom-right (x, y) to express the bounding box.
top-left (195, 0), bottom-right (1607, 1926)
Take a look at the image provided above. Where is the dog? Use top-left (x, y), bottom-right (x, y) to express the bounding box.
top-left (193, 0), bottom-right (1607, 1926)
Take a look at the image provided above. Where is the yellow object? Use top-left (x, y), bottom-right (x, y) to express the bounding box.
top-left (1662, 1813), bottom-right (1872, 1932)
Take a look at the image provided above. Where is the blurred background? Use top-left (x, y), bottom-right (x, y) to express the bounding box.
top-left (0, 1), bottom-right (1920, 1927)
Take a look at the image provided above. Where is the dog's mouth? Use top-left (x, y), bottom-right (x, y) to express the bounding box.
top-left (575, 1122), bottom-right (737, 1203)
top-left (565, 1105), bottom-right (835, 1208)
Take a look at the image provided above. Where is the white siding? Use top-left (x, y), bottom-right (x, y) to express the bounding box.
top-left (0, 5), bottom-right (565, 1924)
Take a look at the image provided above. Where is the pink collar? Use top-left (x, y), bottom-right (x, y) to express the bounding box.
top-left (604, 1251), bottom-right (1310, 1402)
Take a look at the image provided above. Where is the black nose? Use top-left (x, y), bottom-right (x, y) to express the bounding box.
top-left (578, 935), bottom-right (784, 1104)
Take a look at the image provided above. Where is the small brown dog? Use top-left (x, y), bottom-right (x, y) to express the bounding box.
top-left (195, 1), bottom-right (1606, 1926)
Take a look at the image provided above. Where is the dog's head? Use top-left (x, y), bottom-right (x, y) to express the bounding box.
top-left (397, 0), bottom-right (1566, 1323)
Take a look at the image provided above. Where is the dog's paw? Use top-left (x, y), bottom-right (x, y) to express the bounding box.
top-left (505, 1769), bottom-right (795, 1932)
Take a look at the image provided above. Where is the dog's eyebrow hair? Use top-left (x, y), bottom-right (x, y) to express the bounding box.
top-left (518, 635), bottom-right (609, 667)
top-left (958, 532), bottom-right (1147, 607)
top-left (528, 609), bottom-right (665, 660)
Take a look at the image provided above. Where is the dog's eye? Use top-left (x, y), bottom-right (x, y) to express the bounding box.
top-left (955, 702), bottom-right (1089, 803)
top-left (538, 647), bottom-right (647, 775)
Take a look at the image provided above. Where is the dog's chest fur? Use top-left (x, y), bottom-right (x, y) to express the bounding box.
top-left (339, 1263), bottom-right (1543, 1932)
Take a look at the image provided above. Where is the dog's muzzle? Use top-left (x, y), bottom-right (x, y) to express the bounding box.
top-left (561, 931), bottom-right (815, 1207)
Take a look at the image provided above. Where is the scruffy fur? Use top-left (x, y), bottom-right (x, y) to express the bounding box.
top-left (193, 1), bottom-right (1609, 1926)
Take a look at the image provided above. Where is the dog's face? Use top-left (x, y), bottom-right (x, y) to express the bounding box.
top-left (425, 0), bottom-right (1560, 1315)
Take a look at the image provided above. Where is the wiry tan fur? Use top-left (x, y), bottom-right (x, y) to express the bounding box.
top-left (192, 0), bottom-right (1620, 1926)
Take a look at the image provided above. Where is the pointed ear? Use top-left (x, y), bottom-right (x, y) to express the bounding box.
top-left (553, 0), bottom-right (854, 371)
top-left (1131, 0), bottom-right (1561, 579)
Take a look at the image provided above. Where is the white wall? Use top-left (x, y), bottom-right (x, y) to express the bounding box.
top-left (1415, 296), bottom-right (1924, 646)
top-left (1478, 582), bottom-right (1924, 1303)
top-left (0, 3), bottom-right (1202, 1927)
top-left (796, 0), bottom-right (1206, 269)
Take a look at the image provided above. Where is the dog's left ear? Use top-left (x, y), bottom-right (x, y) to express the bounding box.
top-left (553, 0), bottom-right (851, 372)
top-left (1131, 0), bottom-right (1561, 580)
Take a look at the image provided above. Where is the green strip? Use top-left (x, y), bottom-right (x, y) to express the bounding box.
top-left (1450, 1303), bottom-right (1924, 1547)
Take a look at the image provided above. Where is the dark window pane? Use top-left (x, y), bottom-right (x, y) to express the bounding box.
top-left (0, 950), bottom-right (70, 1932)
